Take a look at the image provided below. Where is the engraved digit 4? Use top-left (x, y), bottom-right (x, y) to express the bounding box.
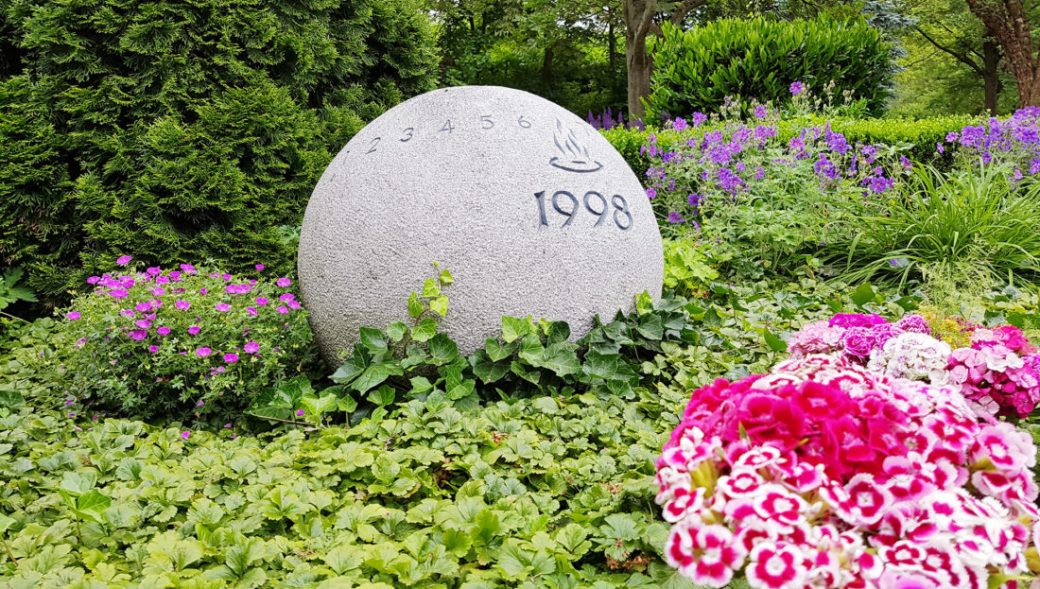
top-left (366, 136), bottom-right (381, 154)
top-left (552, 191), bottom-right (578, 227)
top-left (480, 115), bottom-right (494, 129)
top-left (583, 191), bottom-right (608, 227)
top-left (612, 195), bottom-right (633, 230)
top-left (441, 119), bottom-right (454, 133)
top-left (534, 191), bottom-right (548, 227)
top-left (400, 127), bottom-right (414, 142)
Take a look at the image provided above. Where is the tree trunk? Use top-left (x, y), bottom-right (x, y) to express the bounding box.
top-left (626, 32), bottom-right (652, 120)
top-left (542, 44), bottom-right (555, 95)
top-left (982, 38), bottom-right (1001, 114)
top-left (965, 0), bottom-right (1040, 107)
top-left (608, 19), bottom-right (617, 71)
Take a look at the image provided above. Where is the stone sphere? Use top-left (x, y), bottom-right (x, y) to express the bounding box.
top-left (298, 85), bottom-right (663, 359)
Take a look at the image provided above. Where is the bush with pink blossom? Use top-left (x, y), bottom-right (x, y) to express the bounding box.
top-left (948, 325), bottom-right (1040, 419)
top-left (54, 258), bottom-right (316, 421)
top-left (788, 313), bottom-right (931, 364)
top-left (656, 354), bottom-right (1039, 589)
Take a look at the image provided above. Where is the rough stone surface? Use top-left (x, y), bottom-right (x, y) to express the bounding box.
top-left (299, 85), bottom-right (664, 359)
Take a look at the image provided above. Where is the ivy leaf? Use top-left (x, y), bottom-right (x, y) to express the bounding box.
top-left (469, 350), bottom-right (510, 384)
top-left (421, 278), bottom-right (440, 298)
top-left (851, 283), bottom-right (876, 307)
top-left (501, 316), bottom-right (534, 343)
top-left (429, 295), bottom-right (449, 317)
top-left (407, 292), bottom-right (423, 318)
top-left (351, 363), bottom-right (402, 394)
top-left (386, 321), bottom-right (409, 342)
top-left (761, 329), bottom-right (788, 352)
top-left (438, 268), bottom-right (454, 285)
top-left (359, 327), bottom-right (388, 352)
top-left (428, 333), bottom-right (459, 365)
top-left (484, 338), bottom-right (516, 362)
top-left (411, 319), bottom-right (438, 342)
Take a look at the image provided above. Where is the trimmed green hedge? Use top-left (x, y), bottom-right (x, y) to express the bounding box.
top-left (604, 115), bottom-right (976, 181)
top-left (647, 17), bottom-right (893, 120)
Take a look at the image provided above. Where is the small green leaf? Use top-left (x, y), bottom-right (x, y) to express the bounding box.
top-left (429, 295), bottom-right (449, 317)
top-left (359, 327), bottom-right (388, 352)
top-left (411, 319), bottom-right (438, 342)
top-left (421, 278), bottom-right (440, 298)
top-left (369, 385), bottom-right (396, 406)
top-left (438, 268), bottom-right (454, 285)
top-left (386, 322), bottom-right (409, 342)
top-left (502, 316), bottom-right (533, 343)
top-left (761, 329), bottom-right (788, 352)
top-left (850, 283), bottom-right (876, 307)
top-left (407, 292), bottom-right (423, 318)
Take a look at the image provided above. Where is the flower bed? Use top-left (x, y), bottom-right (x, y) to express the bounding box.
top-left (656, 313), bottom-right (1040, 588)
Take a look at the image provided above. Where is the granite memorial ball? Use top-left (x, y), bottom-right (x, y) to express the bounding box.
top-left (298, 85), bottom-right (664, 358)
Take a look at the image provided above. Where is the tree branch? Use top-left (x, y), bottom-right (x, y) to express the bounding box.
top-left (914, 26), bottom-right (984, 74)
top-left (634, 0), bottom-right (659, 41)
top-left (670, 0), bottom-right (705, 24)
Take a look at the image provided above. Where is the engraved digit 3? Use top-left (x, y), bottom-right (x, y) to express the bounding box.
top-left (612, 195), bottom-right (633, 230)
top-left (518, 115), bottom-right (532, 129)
top-left (583, 191), bottom-right (608, 227)
top-left (399, 127), bottom-right (414, 142)
top-left (480, 115), bottom-right (494, 129)
top-left (552, 191), bottom-right (578, 227)
top-left (534, 191), bottom-right (548, 227)
top-left (366, 136), bottom-right (381, 154)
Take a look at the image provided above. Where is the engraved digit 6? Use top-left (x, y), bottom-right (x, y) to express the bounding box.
top-left (583, 191), bottom-right (608, 227)
top-left (552, 191), bottom-right (578, 227)
top-left (612, 195), bottom-right (633, 230)
top-left (518, 115), bottom-right (532, 128)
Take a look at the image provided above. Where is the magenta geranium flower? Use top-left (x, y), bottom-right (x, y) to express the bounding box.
top-left (66, 311), bottom-right (81, 321)
top-left (175, 300), bottom-right (190, 311)
top-left (215, 302), bottom-right (231, 312)
top-left (223, 353), bottom-right (238, 364)
top-left (255, 264), bottom-right (265, 271)
top-left (188, 325), bottom-right (201, 336)
top-left (276, 277), bottom-right (291, 288)
top-left (156, 326), bottom-right (171, 336)
top-left (195, 347), bottom-right (212, 358)
top-left (116, 255), bottom-right (133, 266)
top-left (243, 341), bottom-right (260, 354)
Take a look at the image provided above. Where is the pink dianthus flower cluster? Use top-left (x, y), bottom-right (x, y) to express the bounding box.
top-left (949, 325), bottom-right (1040, 419)
top-left (788, 314), bottom-right (931, 363)
top-left (656, 354), bottom-right (1038, 589)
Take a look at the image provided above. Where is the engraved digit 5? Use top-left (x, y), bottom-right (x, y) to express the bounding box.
top-left (518, 115), bottom-right (532, 128)
top-left (366, 136), bottom-right (381, 154)
top-left (534, 191), bottom-right (548, 227)
top-left (552, 191), bottom-right (578, 227)
top-left (583, 191), bottom-right (608, 227)
top-left (400, 127), bottom-right (414, 142)
top-left (612, 195), bottom-right (633, 230)
top-left (480, 115), bottom-right (495, 129)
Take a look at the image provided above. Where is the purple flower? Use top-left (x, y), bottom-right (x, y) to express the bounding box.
top-left (87, 276), bottom-right (100, 285)
top-left (116, 255), bottom-right (133, 266)
top-left (754, 105), bottom-right (768, 120)
top-left (223, 353), bottom-right (239, 364)
top-left (110, 288), bottom-right (129, 299)
top-left (180, 263), bottom-right (197, 275)
top-left (215, 303), bottom-right (231, 313)
top-left (896, 314), bottom-right (932, 335)
top-left (157, 326), bottom-right (171, 336)
top-left (224, 423), bottom-right (233, 429)
top-left (175, 300), bottom-right (190, 311)
top-left (256, 297), bottom-right (269, 307)
top-left (646, 187), bottom-right (657, 200)
top-left (687, 193), bottom-right (702, 207)
top-left (255, 264), bottom-right (265, 271)
top-left (790, 81), bottom-right (805, 96)
top-left (66, 311), bottom-right (81, 321)
top-left (276, 306), bottom-right (289, 315)
top-left (135, 319), bottom-right (152, 329)
top-left (148, 345), bottom-right (159, 353)
top-left (667, 211), bottom-right (684, 224)
top-left (244, 341), bottom-right (260, 354)
top-left (829, 313), bottom-right (887, 328)
top-left (279, 293), bottom-right (295, 303)
top-left (199, 288), bottom-right (208, 295)
top-left (188, 325), bottom-right (201, 336)
top-left (146, 266), bottom-right (162, 276)
top-left (129, 330), bottom-right (147, 341)
top-left (672, 117), bottom-right (688, 132)
top-left (135, 302), bottom-right (152, 313)
top-left (692, 112), bottom-right (708, 127)
top-left (151, 287), bottom-right (165, 297)
top-left (246, 306), bottom-right (258, 316)
top-left (936, 142), bottom-right (945, 154)
top-left (181, 430), bottom-right (190, 440)
top-left (276, 277), bottom-right (292, 288)
top-left (296, 409), bottom-right (305, 417)
top-left (196, 347), bottom-right (212, 358)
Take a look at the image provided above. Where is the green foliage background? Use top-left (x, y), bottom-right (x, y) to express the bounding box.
top-left (647, 17), bottom-right (894, 120)
top-left (0, 0), bottom-right (439, 303)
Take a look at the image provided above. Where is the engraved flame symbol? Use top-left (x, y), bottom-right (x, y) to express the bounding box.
top-left (550, 119), bottom-right (603, 174)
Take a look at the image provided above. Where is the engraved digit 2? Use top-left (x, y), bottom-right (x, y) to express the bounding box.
top-left (612, 195), bottom-right (633, 230)
top-left (534, 191), bottom-right (549, 227)
top-left (583, 191), bottom-right (608, 227)
top-left (400, 127), bottom-right (414, 142)
top-left (366, 136), bottom-right (381, 154)
top-left (552, 191), bottom-right (579, 227)
top-left (480, 115), bottom-right (494, 129)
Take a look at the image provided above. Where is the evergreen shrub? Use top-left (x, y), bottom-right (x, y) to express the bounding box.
top-left (0, 0), bottom-right (439, 303)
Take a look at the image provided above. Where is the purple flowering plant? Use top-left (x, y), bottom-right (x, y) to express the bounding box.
top-left (57, 261), bottom-right (315, 421)
top-left (938, 107), bottom-right (1040, 183)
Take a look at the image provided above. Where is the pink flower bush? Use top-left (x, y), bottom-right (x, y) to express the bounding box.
top-left (656, 354), bottom-right (1039, 589)
top-left (948, 325), bottom-right (1040, 418)
top-left (55, 261), bottom-right (315, 420)
top-left (789, 314), bottom-right (928, 365)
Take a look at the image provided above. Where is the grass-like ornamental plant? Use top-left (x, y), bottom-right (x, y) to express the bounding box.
top-left (56, 259), bottom-right (315, 421)
top-left (835, 165), bottom-right (1040, 289)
